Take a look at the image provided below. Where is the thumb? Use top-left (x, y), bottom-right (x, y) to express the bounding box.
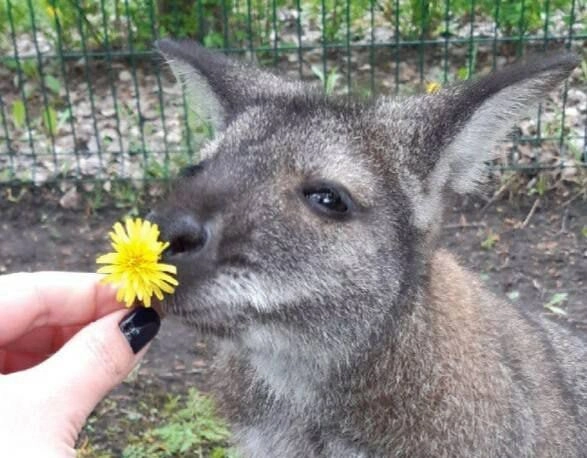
top-left (31, 307), bottom-right (160, 429)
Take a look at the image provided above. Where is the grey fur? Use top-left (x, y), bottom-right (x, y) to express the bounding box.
top-left (150, 39), bottom-right (585, 457)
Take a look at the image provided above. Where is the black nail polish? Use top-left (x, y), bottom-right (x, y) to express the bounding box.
top-left (119, 307), bottom-right (161, 354)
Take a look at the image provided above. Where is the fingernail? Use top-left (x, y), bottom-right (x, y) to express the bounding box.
top-left (119, 307), bottom-right (161, 354)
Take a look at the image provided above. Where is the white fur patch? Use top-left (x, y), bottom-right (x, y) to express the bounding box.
top-left (444, 81), bottom-right (541, 194)
top-left (400, 170), bottom-right (444, 231)
top-left (244, 326), bottom-right (334, 407)
top-left (208, 258), bottom-right (345, 313)
top-left (166, 60), bottom-right (226, 132)
top-left (198, 135), bottom-right (223, 160)
top-left (207, 272), bottom-right (276, 312)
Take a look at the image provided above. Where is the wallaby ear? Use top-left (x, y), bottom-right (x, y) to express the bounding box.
top-left (156, 39), bottom-right (303, 132)
top-left (440, 52), bottom-right (579, 194)
top-left (398, 52), bottom-right (578, 230)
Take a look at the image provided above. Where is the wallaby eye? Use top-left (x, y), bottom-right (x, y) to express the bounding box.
top-left (303, 184), bottom-right (352, 218)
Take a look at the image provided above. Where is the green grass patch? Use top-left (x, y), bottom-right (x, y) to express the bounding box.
top-left (122, 389), bottom-right (235, 458)
top-left (78, 388), bottom-right (236, 458)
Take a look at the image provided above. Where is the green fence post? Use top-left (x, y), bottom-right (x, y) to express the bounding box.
top-left (6, 0), bottom-right (38, 183)
top-left (99, 0), bottom-right (126, 178)
top-left (0, 93), bottom-right (15, 181)
top-left (26, 0), bottom-right (58, 176)
top-left (74, 0), bottom-right (104, 178)
top-left (52, 0), bottom-right (82, 178)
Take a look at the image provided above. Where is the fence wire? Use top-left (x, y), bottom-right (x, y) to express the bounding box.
top-left (0, 0), bottom-right (585, 185)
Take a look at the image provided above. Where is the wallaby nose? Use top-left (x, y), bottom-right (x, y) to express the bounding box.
top-left (146, 211), bottom-right (208, 256)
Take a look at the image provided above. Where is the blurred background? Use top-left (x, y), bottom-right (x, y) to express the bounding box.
top-left (0, 0), bottom-right (585, 186)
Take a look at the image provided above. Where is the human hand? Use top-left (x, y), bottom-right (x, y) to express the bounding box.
top-left (0, 272), bottom-right (161, 458)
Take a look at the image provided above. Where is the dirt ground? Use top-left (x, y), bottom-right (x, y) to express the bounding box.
top-left (0, 183), bottom-right (585, 454)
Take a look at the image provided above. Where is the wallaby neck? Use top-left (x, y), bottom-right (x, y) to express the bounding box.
top-left (235, 291), bottom-right (421, 408)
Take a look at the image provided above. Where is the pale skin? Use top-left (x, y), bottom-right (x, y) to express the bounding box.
top-left (0, 272), bottom-right (149, 458)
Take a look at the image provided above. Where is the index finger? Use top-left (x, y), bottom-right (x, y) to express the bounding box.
top-left (0, 272), bottom-right (124, 346)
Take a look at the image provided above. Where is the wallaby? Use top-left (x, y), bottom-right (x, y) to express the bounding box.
top-left (149, 39), bottom-right (586, 457)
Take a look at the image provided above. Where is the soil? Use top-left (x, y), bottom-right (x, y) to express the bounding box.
top-left (0, 184), bottom-right (585, 454)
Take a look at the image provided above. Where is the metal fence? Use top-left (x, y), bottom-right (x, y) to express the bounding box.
top-left (0, 0), bottom-right (585, 185)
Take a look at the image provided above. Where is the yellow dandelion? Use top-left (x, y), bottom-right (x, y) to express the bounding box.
top-left (96, 218), bottom-right (178, 308)
top-left (45, 5), bottom-right (61, 21)
top-left (425, 81), bottom-right (442, 94)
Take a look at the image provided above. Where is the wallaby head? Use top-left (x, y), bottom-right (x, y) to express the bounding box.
top-left (149, 40), bottom-right (584, 456)
top-left (151, 39), bottom-right (576, 344)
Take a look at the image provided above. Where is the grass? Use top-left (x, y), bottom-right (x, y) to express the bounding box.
top-left (79, 388), bottom-right (235, 458)
top-left (544, 292), bottom-right (569, 317)
top-left (480, 229), bottom-right (500, 250)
